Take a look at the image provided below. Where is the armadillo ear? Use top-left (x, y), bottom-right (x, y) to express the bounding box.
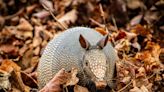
top-left (79, 34), bottom-right (90, 50)
top-left (97, 35), bottom-right (109, 49)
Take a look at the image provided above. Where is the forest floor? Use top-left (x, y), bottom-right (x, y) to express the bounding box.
top-left (0, 0), bottom-right (163, 92)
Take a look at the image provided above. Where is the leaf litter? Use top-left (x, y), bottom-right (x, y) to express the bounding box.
top-left (0, 0), bottom-right (163, 92)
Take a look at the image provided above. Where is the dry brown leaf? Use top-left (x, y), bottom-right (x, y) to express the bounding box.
top-left (74, 85), bottom-right (89, 92)
top-left (21, 71), bottom-right (38, 88)
top-left (0, 16), bottom-right (5, 29)
top-left (0, 44), bottom-right (18, 55)
top-left (32, 26), bottom-right (43, 47)
top-left (131, 24), bottom-right (150, 36)
top-left (125, 31), bottom-right (137, 41)
top-left (64, 68), bottom-right (79, 87)
top-left (31, 17), bottom-right (42, 26)
top-left (33, 10), bottom-right (50, 19)
top-left (0, 69), bottom-right (11, 90)
top-left (115, 30), bottom-right (127, 41)
top-left (145, 42), bottom-right (161, 60)
top-left (136, 67), bottom-right (146, 78)
top-left (23, 56), bottom-right (38, 74)
top-left (130, 86), bottom-right (142, 92)
top-left (127, 0), bottom-right (145, 10)
top-left (0, 60), bottom-right (26, 91)
top-left (4, 26), bottom-right (33, 39)
top-left (0, 60), bottom-right (21, 73)
top-left (19, 45), bottom-right (29, 55)
top-left (40, 0), bottom-right (54, 12)
top-left (30, 56), bottom-right (39, 68)
top-left (26, 4), bottom-right (38, 14)
top-left (121, 76), bottom-right (131, 84)
top-left (33, 46), bottom-right (40, 56)
top-left (32, 37), bottom-right (42, 47)
top-left (10, 70), bottom-right (26, 92)
top-left (39, 68), bottom-right (70, 92)
top-left (115, 39), bottom-right (131, 52)
top-left (41, 40), bottom-right (48, 47)
top-left (144, 11), bottom-right (160, 24)
top-left (135, 42), bottom-right (161, 68)
top-left (140, 85), bottom-right (149, 92)
top-left (17, 18), bottom-right (33, 31)
top-left (20, 48), bottom-right (33, 70)
top-left (58, 9), bottom-right (77, 27)
top-left (95, 27), bottom-right (108, 36)
top-left (130, 14), bottom-right (143, 26)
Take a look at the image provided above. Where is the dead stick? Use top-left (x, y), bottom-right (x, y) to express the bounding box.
top-left (40, 0), bottom-right (67, 30)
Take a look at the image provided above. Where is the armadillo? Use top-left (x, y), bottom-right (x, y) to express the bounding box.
top-left (37, 27), bottom-right (118, 91)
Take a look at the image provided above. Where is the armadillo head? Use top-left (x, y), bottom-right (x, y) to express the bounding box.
top-left (79, 34), bottom-right (108, 83)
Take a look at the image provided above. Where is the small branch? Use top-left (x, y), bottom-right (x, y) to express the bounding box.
top-left (99, 4), bottom-right (106, 25)
top-left (111, 15), bottom-right (118, 31)
top-left (145, 72), bottom-right (156, 81)
top-left (99, 4), bottom-right (109, 33)
top-left (89, 18), bottom-right (105, 28)
top-left (117, 79), bottom-right (133, 92)
top-left (4, 8), bottom-right (25, 20)
top-left (40, 0), bottom-right (67, 30)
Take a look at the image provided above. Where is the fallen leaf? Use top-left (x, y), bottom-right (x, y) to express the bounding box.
top-left (140, 85), bottom-right (149, 92)
top-left (121, 76), bottom-right (131, 84)
top-left (0, 59), bottom-right (21, 73)
top-left (127, 0), bottom-right (145, 10)
top-left (19, 45), bottom-right (29, 56)
top-left (0, 60), bottom-right (26, 91)
top-left (130, 86), bottom-right (142, 92)
top-left (10, 70), bottom-right (26, 92)
top-left (0, 44), bottom-right (18, 55)
top-left (74, 85), bottom-right (89, 92)
top-left (136, 67), bottom-right (146, 78)
top-left (39, 0), bottom-right (54, 12)
top-left (64, 68), bottom-right (79, 87)
top-left (33, 46), bottom-right (40, 56)
top-left (33, 10), bottom-right (50, 19)
top-left (0, 69), bottom-right (11, 91)
top-left (130, 14), bottom-right (143, 26)
top-left (95, 27), bottom-right (108, 36)
top-left (17, 18), bottom-right (33, 31)
top-left (20, 48), bottom-right (33, 70)
top-left (39, 68), bottom-right (70, 92)
top-left (131, 24), bottom-right (150, 36)
top-left (26, 4), bottom-right (38, 14)
top-left (58, 9), bottom-right (77, 27)
top-left (21, 71), bottom-right (38, 88)
top-left (115, 30), bottom-right (127, 41)
top-left (144, 11), bottom-right (160, 24)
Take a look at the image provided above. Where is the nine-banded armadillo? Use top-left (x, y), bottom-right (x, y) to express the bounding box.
top-left (37, 27), bottom-right (118, 91)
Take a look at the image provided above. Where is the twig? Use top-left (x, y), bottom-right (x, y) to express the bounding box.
top-left (117, 79), bottom-right (133, 92)
top-left (111, 15), bottom-right (118, 31)
top-left (99, 4), bottom-right (106, 25)
top-left (40, 0), bottom-right (67, 30)
top-left (89, 18), bottom-right (105, 28)
top-left (145, 72), bottom-right (156, 81)
top-left (4, 8), bottom-right (25, 20)
top-left (99, 4), bottom-right (108, 33)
